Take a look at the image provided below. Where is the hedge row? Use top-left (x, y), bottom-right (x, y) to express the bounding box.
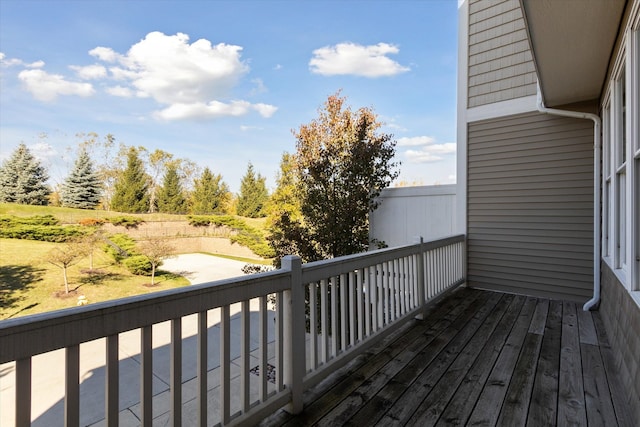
top-left (0, 215), bottom-right (86, 242)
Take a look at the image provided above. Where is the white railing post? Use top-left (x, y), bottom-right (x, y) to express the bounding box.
top-left (413, 236), bottom-right (426, 320)
top-left (282, 255), bottom-right (304, 414)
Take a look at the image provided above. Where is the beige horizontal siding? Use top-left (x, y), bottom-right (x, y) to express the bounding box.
top-left (467, 111), bottom-right (594, 302)
top-left (468, 0), bottom-right (537, 107)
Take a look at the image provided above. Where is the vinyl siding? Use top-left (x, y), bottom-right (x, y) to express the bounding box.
top-left (468, 0), bottom-right (537, 107)
top-left (467, 112), bottom-right (594, 301)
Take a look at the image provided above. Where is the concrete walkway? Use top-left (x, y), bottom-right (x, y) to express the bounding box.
top-left (0, 254), bottom-right (276, 427)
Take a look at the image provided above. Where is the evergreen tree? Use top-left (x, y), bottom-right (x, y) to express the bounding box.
top-left (60, 148), bottom-right (102, 209)
top-left (191, 167), bottom-right (230, 214)
top-left (236, 162), bottom-right (269, 218)
top-left (0, 143), bottom-right (51, 205)
top-left (110, 147), bottom-right (150, 213)
top-left (157, 163), bottom-right (187, 214)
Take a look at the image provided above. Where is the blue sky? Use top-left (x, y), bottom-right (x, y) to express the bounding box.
top-left (0, 0), bottom-right (458, 193)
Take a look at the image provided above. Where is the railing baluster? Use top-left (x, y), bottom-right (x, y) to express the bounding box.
top-left (259, 296), bottom-right (268, 401)
top-left (106, 334), bottom-right (119, 427)
top-left (320, 279), bottom-right (329, 363)
top-left (309, 283), bottom-right (317, 370)
top-left (197, 311), bottom-right (207, 427)
top-left (241, 300), bottom-right (250, 413)
top-left (393, 259), bottom-right (399, 320)
top-left (383, 261), bottom-right (390, 325)
top-left (403, 257), bottom-right (408, 313)
top-left (409, 254), bottom-right (418, 310)
top-left (358, 269), bottom-right (364, 341)
top-left (220, 305), bottom-right (230, 425)
top-left (276, 292), bottom-right (284, 392)
top-left (340, 273), bottom-right (347, 352)
top-left (330, 276), bottom-right (338, 358)
top-left (364, 267), bottom-right (371, 337)
top-left (349, 271), bottom-right (356, 348)
top-left (415, 237), bottom-right (426, 319)
top-left (65, 344), bottom-right (80, 427)
top-left (15, 357), bottom-right (31, 427)
top-left (371, 266), bottom-right (379, 331)
top-left (141, 325), bottom-right (153, 427)
top-left (171, 318), bottom-right (182, 427)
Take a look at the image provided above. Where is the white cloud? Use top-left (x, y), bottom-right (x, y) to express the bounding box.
top-left (71, 64), bottom-right (107, 80)
top-left (154, 100), bottom-right (277, 121)
top-left (0, 53), bottom-right (44, 68)
top-left (252, 103), bottom-right (277, 118)
top-left (18, 69), bottom-right (95, 101)
top-left (250, 78), bottom-right (267, 95)
top-left (106, 85), bottom-right (133, 97)
top-left (89, 46), bottom-right (119, 62)
top-left (397, 136), bottom-right (435, 147)
top-left (405, 142), bottom-right (456, 163)
top-left (118, 32), bottom-right (249, 105)
top-left (240, 125), bottom-right (262, 132)
top-left (309, 42), bottom-right (410, 77)
top-left (90, 31), bottom-right (273, 120)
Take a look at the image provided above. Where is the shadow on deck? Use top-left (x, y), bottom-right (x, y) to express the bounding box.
top-left (262, 287), bottom-right (635, 426)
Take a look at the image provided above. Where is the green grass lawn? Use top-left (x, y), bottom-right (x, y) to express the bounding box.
top-left (0, 238), bottom-right (189, 320)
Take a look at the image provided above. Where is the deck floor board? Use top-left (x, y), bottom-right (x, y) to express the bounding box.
top-left (261, 288), bottom-right (635, 427)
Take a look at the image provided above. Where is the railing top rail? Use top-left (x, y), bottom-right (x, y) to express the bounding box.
top-left (0, 269), bottom-right (290, 363)
top-left (301, 234), bottom-right (465, 283)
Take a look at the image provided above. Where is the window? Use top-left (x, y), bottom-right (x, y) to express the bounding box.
top-left (614, 70), bottom-right (627, 271)
top-left (601, 7), bottom-right (639, 292)
top-left (602, 103), bottom-right (612, 259)
top-left (633, 27), bottom-right (640, 290)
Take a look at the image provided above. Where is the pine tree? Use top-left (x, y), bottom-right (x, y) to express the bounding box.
top-left (236, 162), bottom-right (269, 218)
top-left (110, 147), bottom-right (150, 213)
top-left (0, 143), bottom-right (51, 205)
top-left (60, 148), bottom-right (102, 209)
top-left (191, 167), bottom-right (230, 214)
top-left (157, 163), bottom-right (187, 214)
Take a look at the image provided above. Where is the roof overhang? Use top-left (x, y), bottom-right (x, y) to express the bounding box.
top-left (521, 0), bottom-right (627, 107)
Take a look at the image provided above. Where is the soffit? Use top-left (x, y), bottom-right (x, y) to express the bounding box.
top-left (521, 0), bottom-right (626, 107)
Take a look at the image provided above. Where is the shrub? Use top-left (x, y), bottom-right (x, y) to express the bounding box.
top-left (102, 233), bottom-right (138, 263)
top-left (79, 217), bottom-right (106, 227)
top-left (123, 255), bottom-right (153, 275)
top-left (187, 215), bottom-right (212, 227)
top-left (241, 264), bottom-right (274, 275)
top-left (0, 215), bottom-right (85, 242)
top-left (187, 215), bottom-right (275, 258)
top-left (0, 214), bottom-right (60, 226)
top-left (108, 216), bottom-right (144, 228)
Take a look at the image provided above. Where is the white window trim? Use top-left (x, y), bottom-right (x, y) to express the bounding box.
top-left (602, 6), bottom-right (640, 292)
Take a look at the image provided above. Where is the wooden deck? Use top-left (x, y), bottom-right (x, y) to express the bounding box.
top-left (262, 287), bottom-right (635, 426)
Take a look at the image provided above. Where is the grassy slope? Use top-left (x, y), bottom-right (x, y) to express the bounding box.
top-left (0, 203), bottom-right (270, 320)
top-left (0, 238), bottom-right (189, 320)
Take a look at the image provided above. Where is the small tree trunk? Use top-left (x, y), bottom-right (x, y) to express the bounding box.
top-left (151, 264), bottom-right (156, 286)
top-left (63, 267), bottom-right (70, 294)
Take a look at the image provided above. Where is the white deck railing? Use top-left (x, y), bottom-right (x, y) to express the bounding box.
top-left (0, 234), bottom-right (465, 426)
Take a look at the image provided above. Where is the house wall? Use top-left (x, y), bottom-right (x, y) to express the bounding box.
top-left (369, 185), bottom-right (456, 248)
top-left (468, 0), bottom-right (537, 107)
top-left (600, 262), bottom-right (640, 421)
top-left (467, 111), bottom-right (594, 302)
